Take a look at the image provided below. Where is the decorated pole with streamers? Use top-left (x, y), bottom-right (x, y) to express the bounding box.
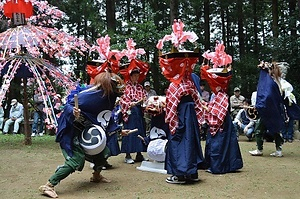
top-left (0, 1), bottom-right (89, 145)
top-left (0, 54), bottom-right (77, 144)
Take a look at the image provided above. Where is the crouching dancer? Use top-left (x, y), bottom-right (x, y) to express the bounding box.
top-left (39, 70), bottom-right (125, 198)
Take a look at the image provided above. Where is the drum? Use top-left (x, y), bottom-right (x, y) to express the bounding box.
top-left (79, 124), bottom-right (107, 155)
top-left (147, 127), bottom-right (168, 162)
top-left (147, 139), bottom-right (168, 162)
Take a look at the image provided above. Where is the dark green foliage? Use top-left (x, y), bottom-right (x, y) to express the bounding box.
top-left (2, 0), bottom-right (299, 99)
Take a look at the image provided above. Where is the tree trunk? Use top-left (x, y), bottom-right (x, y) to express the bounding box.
top-left (126, 0), bottom-right (131, 21)
top-left (237, 0), bottom-right (245, 57)
top-left (225, 8), bottom-right (230, 48)
top-left (298, 0), bottom-right (300, 19)
top-left (288, 0), bottom-right (297, 37)
top-left (252, 0), bottom-right (259, 56)
top-left (221, 6), bottom-right (226, 44)
top-left (272, 0), bottom-right (279, 38)
top-left (170, 0), bottom-right (179, 23)
top-left (204, 0), bottom-right (210, 50)
top-left (23, 78), bottom-right (32, 145)
top-left (106, 0), bottom-right (116, 33)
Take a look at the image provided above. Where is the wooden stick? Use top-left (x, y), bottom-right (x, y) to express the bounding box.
top-left (127, 128), bottom-right (138, 134)
top-left (121, 128), bottom-right (138, 136)
top-left (74, 94), bottom-right (78, 109)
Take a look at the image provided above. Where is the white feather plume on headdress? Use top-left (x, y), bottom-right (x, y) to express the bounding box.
top-left (276, 62), bottom-right (289, 78)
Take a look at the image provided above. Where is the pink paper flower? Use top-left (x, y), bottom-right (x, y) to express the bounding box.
top-left (156, 19), bottom-right (198, 50)
top-left (202, 41), bottom-right (232, 68)
top-left (90, 35), bottom-right (124, 61)
top-left (122, 38), bottom-right (146, 61)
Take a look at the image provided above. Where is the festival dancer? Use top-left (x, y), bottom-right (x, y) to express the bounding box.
top-left (157, 19), bottom-right (205, 184)
top-left (119, 69), bottom-right (148, 163)
top-left (249, 61), bottom-right (300, 157)
top-left (119, 38), bottom-right (150, 164)
top-left (201, 41), bottom-right (243, 174)
top-left (39, 36), bottom-right (126, 198)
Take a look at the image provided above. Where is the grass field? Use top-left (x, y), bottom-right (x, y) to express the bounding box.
top-left (0, 134), bottom-right (299, 199)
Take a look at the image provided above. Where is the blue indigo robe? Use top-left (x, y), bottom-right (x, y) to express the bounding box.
top-left (205, 113), bottom-right (243, 174)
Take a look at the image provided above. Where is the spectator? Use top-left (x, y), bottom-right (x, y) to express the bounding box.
top-left (0, 105), bottom-right (4, 132)
top-left (144, 81), bottom-right (157, 99)
top-left (210, 91), bottom-right (215, 101)
top-left (31, 90), bottom-right (45, 137)
top-left (230, 87), bottom-right (245, 119)
top-left (2, 99), bottom-right (24, 135)
top-left (200, 81), bottom-right (210, 102)
top-left (53, 94), bottom-right (64, 118)
top-left (144, 81), bottom-right (157, 134)
top-left (233, 98), bottom-right (256, 141)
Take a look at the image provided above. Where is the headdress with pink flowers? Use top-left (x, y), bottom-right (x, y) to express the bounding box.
top-left (119, 38), bottom-right (149, 83)
top-left (87, 35), bottom-right (124, 84)
top-left (156, 19), bottom-right (200, 85)
top-left (202, 40), bottom-right (232, 73)
top-left (156, 19), bottom-right (199, 53)
top-left (200, 40), bottom-right (233, 94)
top-left (0, 0), bottom-right (89, 59)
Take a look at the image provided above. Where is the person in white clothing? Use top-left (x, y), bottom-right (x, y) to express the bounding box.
top-left (0, 105), bottom-right (4, 131)
top-left (2, 99), bottom-right (24, 135)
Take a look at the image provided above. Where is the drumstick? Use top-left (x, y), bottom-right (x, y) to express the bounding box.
top-left (137, 135), bottom-right (146, 144)
top-left (127, 128), bottom-right (138, 134)
top-left (74, 94), bottom-right (78, 109)
top-left (121, 128), bottom-right (138, 136)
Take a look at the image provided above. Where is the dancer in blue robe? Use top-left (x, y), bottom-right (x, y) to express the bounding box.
top-left (250, 61), bottom-right (300, 157)
top-left (39, 71), bottom-right (124, 198)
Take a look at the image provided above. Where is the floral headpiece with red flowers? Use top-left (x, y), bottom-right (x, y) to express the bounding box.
top-left (119, 38), bottom-right (149, 83)
top-left (156, 19), bottom-right (199, 84)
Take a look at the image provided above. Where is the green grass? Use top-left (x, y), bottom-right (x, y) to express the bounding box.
top-left (0, 134), bottom-right (58, 150)
top-left (1, 134), bottom-right (300, 199)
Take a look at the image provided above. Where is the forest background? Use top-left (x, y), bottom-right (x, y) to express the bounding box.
top-left (1, 0), bottom-right (299, 100)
